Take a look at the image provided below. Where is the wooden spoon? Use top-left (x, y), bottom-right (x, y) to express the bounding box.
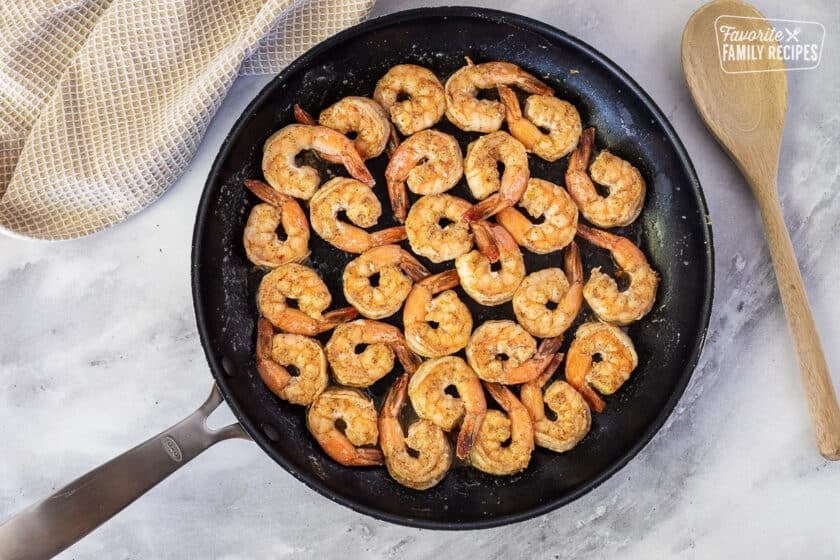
top-left (682, 0), bottom-right (840, 459)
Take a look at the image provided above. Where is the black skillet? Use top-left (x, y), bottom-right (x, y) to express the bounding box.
top-left (0, 7), bottom-right (713, 556)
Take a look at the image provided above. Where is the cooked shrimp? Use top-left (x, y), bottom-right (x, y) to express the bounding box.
top-left (242, 179), bottom-right (310, 268)
top-left (566, 128), bottom-right (646, 227)
top-left (258, 263), bottom-right (358, 335)
top-left (309, 177), bottom-right (406, 253)
top-left (405, 194), bottom-right (473, 262)
top-left (307, 387), bottom-right (384, 466)
top-left (496, 178), bottom-right (578, 254)
top-left (512, 242), bottom-right (584, 338)
top-left (294, 97), bottom-right (390, 160)
top-left (403, 270), bottom-right (472, 358)
top-left (379, 374), bottom-right (453, 490)
top-left (325, 319), bottom-right (421, 388)
top-left (498, 85), bottom-right (581, 162)
top-left (468, 383), bottom-right (534, 475)
top-left (262, 124), bottom-right (374, 200)
top-left (455, 221), bottom-right (525, 306)
top-left (462, 131), bottom-right (529, 222)
top-left (374, 64), bottom-right (446, 136)
top-left (444, 59), bottom-right (554, 132)
top-left (520, 354), bottom-right (591, 453)
top-left (256, 318), bottom-right (327, 406)
top-left (385, 129), bottom-right (463, 222)
top-left (408, 356), bottom-right (487, 459)
top-left (343, 245), bottom-right (430, 319)
top-left (577, 224), bottom-right (658, 325)
top-left (565, 321), bottom-right (638, 413)
top-left (465, 320), bottom-right (563, 384)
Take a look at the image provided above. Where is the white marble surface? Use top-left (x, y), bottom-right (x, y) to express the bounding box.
top-left (1, 0), bottom-right (838, 558)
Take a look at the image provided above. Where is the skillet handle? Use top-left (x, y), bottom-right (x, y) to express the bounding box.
top-left (0, 384), bottom-right (250, 559)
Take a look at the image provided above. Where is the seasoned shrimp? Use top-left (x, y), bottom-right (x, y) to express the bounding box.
top-left (405, 194), bottom-right (473, 262)
top-left (577, 224), bottom-right (658, 325)
top-left (379, 374), bottom-right (453, 490)
top-left (520, 354), bottom-right (591, 453)
top-left (409, 356), bottom-right (487, 459)
top-left (497, 85), bottom-right (581, 162)
top-left (455, 222), bottom-right (525, 306)
top-left (374, 64), bottom-right (446, 136)
top-left (258, 263), bottom-right (358, 335)
top-left (462, 131), bottom-right (529, 222)
top-left (242, 179), bottom-right (310, 268)
top-left (325, 319), bottom-right (421, 388)
top-left (262, 124), bottom-right (374, 200)
top-left (309, 177), bottom-right (406, 253)
top-left (307, 387), bottom-right (384, 466)
top-left (496, 178), bottom-right (578, 254)
top-left (444, 59), bottom-right (554, 132)
top-left (466, 320), bottom-right (563, 384)
top-left (512, 242), bottom-right (584, 338)
top-left (343, 245), bottom-right (430, 319)
top-left (256, 319), bottom-right (327, 406)
top-left (385, 129), bottom-right (463, 222)
top-left (403, 270), bottom-right (472, 358)
top-left (566, 128), bottom-right (646, 227)
top-left (565, 321), bottom-right (638, 412)
top-left (468, 383), bottom-right (534, 475)
top-left (294, 97), bottom-right (390, 160)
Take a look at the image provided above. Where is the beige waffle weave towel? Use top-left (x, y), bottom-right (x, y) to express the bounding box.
top-left (0, 0), bottom-right (374, 240)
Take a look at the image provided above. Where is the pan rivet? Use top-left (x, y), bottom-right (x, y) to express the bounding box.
top-left (261, 423), bottom-right (281, 442)
top-left (221, 356), bottom-right (237, 377)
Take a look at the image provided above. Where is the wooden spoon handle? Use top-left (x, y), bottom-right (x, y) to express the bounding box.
top-left (756, 193), bottom-right (840, 459)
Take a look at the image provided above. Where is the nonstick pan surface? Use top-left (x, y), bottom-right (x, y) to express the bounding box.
top-left (192, 7), bottom-right (714, 529)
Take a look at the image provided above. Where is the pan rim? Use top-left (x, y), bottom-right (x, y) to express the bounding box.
top-left (191, 6), bottom-right (714, 530)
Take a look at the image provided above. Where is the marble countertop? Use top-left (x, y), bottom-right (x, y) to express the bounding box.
top-left (1, 0), bottom-right (838, 557)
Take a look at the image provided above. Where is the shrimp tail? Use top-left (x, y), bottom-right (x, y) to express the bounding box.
top-left (245, 179), bottom-right (288, 207)
top-left (387, 177), bottom-right (409, 223)
top-left (293, 104), bottom-right (318, 126)
top-left (575, 222), bottom-right (608, 246)
top-left (519, 75), bottom-right (554, 96)
top-left (572, 382), bottom-right (606, 414)
top-left (484, 382), bottom-right (515, 411)
top-left (369, 226), bottom-right (408, 247)
top-left (321, 306), bottom-right (359, 326)
top-left (397, 254), bottom-right (431, 282)
top-left (534, 352), bottom-right (565, 388)
top-left (502, 340), bottom-right (561, 385)
top-left (456, 410), bottom-right (486, 460)
top-left (320, 431), bottom-right (384, 466)
top-left (353, 447), bottom-right (385, 466)
top-left (341, 146), bottom-right (376, 188)
top-left (470, 220), bottom-right (500, 262)
top-left (420, 269), bottom-right (461, 294)
top-left (257, 317), bottom-right (275, 357)
top-left (497, 85), bottom-right (522, 121)
top-left (382, 374), bottom-right (410, 417)
top-left (570, 127), bottom-right (595, 173)
top-left (564, 241), bottom-right (584, 285)
top-left (538, 336), bottom-right (564, 358)
top-left (577, 224), bottom-right (649, 272)
top-left (386, 124), bottom-right (401, 156)
top-left (464, 168), bottom-right (528, 222)
top-left (463, 194), bottom-right (511, 222)
top-left (255, 318), bottom-right (291, 394)
top-left (394, 344), bottom-right (423, 375)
